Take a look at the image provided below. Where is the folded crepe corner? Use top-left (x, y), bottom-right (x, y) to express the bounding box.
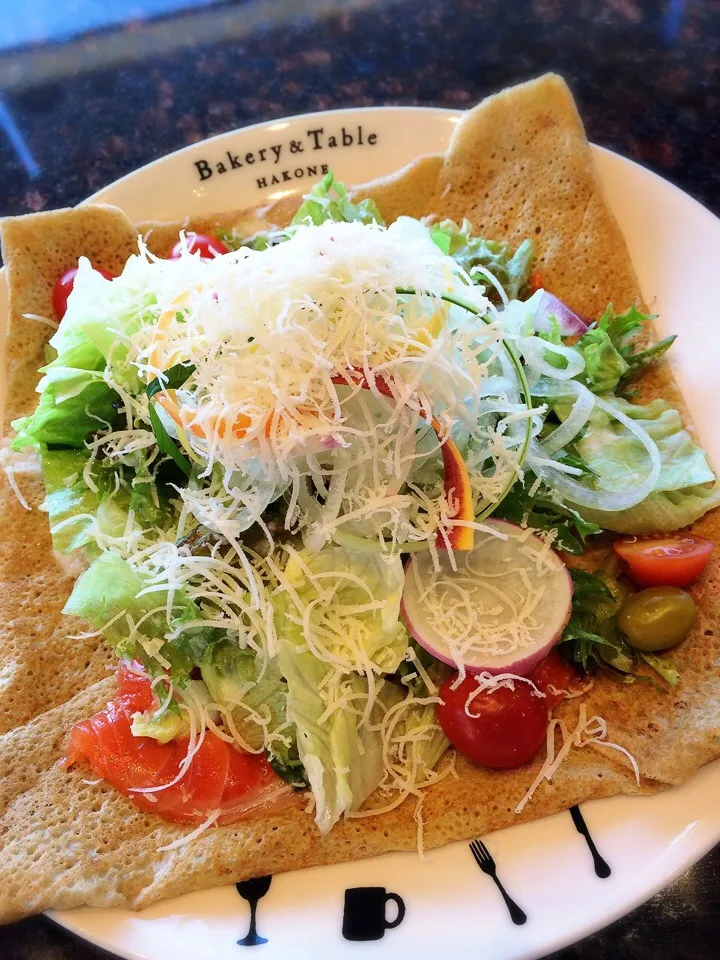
top-left (0, 74), bottom-right (719, 923)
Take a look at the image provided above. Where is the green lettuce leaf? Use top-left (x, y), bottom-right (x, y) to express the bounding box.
top-left (277, 602), bottom-right (400, 832)
top-left (40, 447), bottom-right (128, 555)
top-left (280, 545), bottom-right (408, 673)
top-left (51, 256), bottom-right (159, 394)
top-left (63, 553), bottom-right (219, 682)
top-left (12, 347), bottom-right (118, 450)
top-left (386, 694), bottom-right (449, 787)
top-left (589, 304), bottom-right (676, 386)
top-left (275, 543), bottom-right (411, 831)
top-left (561, 567), bottom-right (682, 687)
top-left (429, 218), bottom-right (534, 301)
top-left (130, 683), bottom-right (209, 743)
top-left (200, 638), bottom-right (292, 755)
top-left (560, 568), bottom-right (634, 674)
top-left (131, 705), bottom-right (186, 744)
top-left (579, 484), bottom-right (720, 535)
top-left (39, 446), bottom-right (176, 555)
top-left (638, 652), bottom-right (680, 688)
top-left (494, 472), bottom-right (602, 555)
top-left (291, 171), bottom-right (383, 228)
top-left (220, 172), bottom-right (383, 250)
top-left (576, 327), bottom-right (629, 394)
top-left (11, 256), bottom-right (166, 450)
top-left (573, 397), bottom-right (720, 532)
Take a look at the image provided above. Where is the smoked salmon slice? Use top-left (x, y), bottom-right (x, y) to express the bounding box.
top-left (63, 662), bottom-right (296, 827)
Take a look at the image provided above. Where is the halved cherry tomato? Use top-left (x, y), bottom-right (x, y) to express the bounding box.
top-left (52, 265), bottom-right (115, 320)
top-left (528, 267), bottom-right (545, 293)
top-left (613, 535), bottom-right (713, 588)
top-left (168, 232), bottom-right (229, 260)
top-left (526, 651), bottom-right (583, 707)
top-left (437, 674), bottom-right (549, 770)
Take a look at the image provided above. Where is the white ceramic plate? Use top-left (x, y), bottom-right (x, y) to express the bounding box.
top-left (7, 106), bottom-right (718, 959)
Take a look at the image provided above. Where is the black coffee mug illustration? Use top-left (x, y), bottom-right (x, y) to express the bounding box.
top-left (342, 886), bottom-right (406, 941)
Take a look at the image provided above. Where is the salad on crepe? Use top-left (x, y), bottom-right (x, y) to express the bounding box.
top-left (13, 172), bottom-right (719, 839)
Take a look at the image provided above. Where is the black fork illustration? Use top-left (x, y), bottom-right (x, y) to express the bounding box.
top-left (236, 876), bottom-right (272, 946)
top-left (469, 839), bottom-right (527, 925)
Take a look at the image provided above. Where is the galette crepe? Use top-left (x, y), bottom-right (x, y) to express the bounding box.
top-left (1, 74), bottom-right (718, 922)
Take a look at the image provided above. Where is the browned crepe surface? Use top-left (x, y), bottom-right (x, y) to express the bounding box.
top-left (0, 206), bottom-right (141, 737)
top-left (0, 74), bottom-right (718, 923)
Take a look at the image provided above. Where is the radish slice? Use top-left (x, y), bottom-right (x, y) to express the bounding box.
top-left (533, 292), bottom-right (589, 337)
top-left (401, 519), bottom-right (573, 677)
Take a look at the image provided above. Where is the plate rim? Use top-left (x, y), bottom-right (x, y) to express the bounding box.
top-left (28, 102), bottom-right (720, 960)
top-left (87, 103), bottom-right (463, 208)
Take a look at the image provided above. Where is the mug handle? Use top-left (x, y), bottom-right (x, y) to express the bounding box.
top-left (384, 892), bottom-right (406, 929)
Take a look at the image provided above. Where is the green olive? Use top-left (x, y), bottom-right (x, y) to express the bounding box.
top-left (617, 586), bottom-right (696, 652)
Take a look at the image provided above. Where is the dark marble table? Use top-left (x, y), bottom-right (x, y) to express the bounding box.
top-left (1, 0), bottom-right (718, 956)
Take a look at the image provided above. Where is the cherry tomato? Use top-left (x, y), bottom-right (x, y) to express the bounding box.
top-left (526, 651), bottom-right (583, 707)
top-left (437, 674), bottom-right (549, 770)
top-left (168, 232), bottom-right (229, 260)
top-left (52, 265), bottom-right (115, 320)
top-left (528, 267), bottom-right (545, 293)
top-left (613, 535), bottom-right (713, 588)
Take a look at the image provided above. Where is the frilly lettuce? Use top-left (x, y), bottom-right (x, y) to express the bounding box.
top-left (63, 552), bottom-right (219, 681)
top-left (291, 171), bottom-right (383, 228)
top-left (11, 336), bottom-right (117, 449)
top-left (575, 305), bottom-right (676, 395)
top-left (575, 397), bottom-right (720, 532)
top-left (579, 482), bottom-right (720, 535)
top-left (12, 256), bottom-right (163, 450)
top-left (429, 218), bottom-right (534, 301)
top-left (40, 448), bottom-right (128, 555)
top-left (39, 446), bottom-right (174, 556)
top-left (595, 304), bottom-right (675, 383)
top-left (51, 256), bottom-right (159, 394)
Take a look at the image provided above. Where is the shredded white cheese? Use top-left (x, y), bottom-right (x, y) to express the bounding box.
top-left (157, 809), bottom-right (221, 852)
top-left (515, 705), bottom-right (640, 814)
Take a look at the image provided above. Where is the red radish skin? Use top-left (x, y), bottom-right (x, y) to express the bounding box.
top-left (533, 292), bottom-right (589, 337)
top-left (401, 519), bottom-right (574, 677)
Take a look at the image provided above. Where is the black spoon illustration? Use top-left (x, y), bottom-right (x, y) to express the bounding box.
top-left (570, 805), bottom-right (611, 878)
top-left (236, 876), bottom-right (272, 946)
